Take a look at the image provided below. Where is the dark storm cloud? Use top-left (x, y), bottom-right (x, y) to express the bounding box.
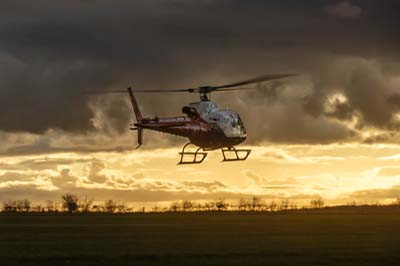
top-left (325, 1), bottom-right (362, 19)
top-left (0, 0), bottom-right (399, 144)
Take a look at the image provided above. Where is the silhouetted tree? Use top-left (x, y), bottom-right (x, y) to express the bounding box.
top-left (279, 199), bottom-right (290, 210)
top-left (46, 201), bottom-right (59, 212)
top-left (16, 199), bottom-right (31, 212)
top-left (62, 193), bottom-right (79, 213)
top-left (170, 201), bottom-right (180, 212)
top-left (151, 206), bottom-right (160, 213)
top-left (346, 200), bottom-right (357, 207)
top-left (193, 202), bottom-right (203, 211)
top-left (214, 199), bottom-right (228, 211)
top-left (116, 202), bottom-right (127, 213)
top-left (268, 201), bottom-right (278, 212)
top-left (290, 201), bottom-right (298, 210)
top-left (32, 204), bottom-right (44, 212)
top-left (204, 201), bottom-right (215, 211)
top-left (238, 198), bottom-right (249, 211)
top-left (92, 205), bottom-right (101, 212)
top-left (182, 200), bottom-right (195, 212)
top-left (2, 200), bottom-right (17, 212)
top-left (251, 196), bottom-right (263, 211)
top-left (104, 200), bottom-right (118, 213)
top-left (310, 198), bottom-right (324, 209)
top-left (395, 197), bottom-right (400, 206)
top-left (2, 199), bottom-right (31, 212)
top-left (79, 197), bottom-right (93, 213)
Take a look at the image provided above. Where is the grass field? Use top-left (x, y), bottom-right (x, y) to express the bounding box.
top-left (1, 207), bottom-right (400, 266)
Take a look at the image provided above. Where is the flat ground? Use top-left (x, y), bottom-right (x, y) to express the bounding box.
top-left (1, 207), bottom-right (400, 266)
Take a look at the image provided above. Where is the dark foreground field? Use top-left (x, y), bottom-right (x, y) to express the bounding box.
top-left (1, 207), bottom-right (400, 266)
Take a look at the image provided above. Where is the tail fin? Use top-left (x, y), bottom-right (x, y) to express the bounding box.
top-left (127, 87), bottom-right (143, 122)
top-left (137, 128), bottom-right (143, 149)
top-left (127, 88), bottom-right (144, 148)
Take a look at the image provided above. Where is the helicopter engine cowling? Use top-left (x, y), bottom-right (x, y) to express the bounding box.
top-left (182, 106), bottom-right (198, 118)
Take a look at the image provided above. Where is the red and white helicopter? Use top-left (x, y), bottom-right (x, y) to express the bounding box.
top-left (92, 74), bottom-right (294, 164)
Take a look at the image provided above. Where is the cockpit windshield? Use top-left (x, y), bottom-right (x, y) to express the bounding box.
top-left (222, 112), bottom-right (246, 138)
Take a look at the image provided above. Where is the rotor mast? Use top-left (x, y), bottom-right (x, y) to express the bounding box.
top-left (198, 86), bottom-right (212, 101)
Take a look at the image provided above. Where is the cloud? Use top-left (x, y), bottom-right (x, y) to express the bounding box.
top-left (378, 167), bottom-right (400, 177)
top-left (3, 144), bottom-right (400, 204)
top-left (348, 185), bottom-right (400, 200)
top-left (0, 0), bottom-right (399, 148)
top-left (51, 168), bottom-right (78, 189)
top-left (242, 170), bottom-right (298, 189)
top-left (87, 161), bottom-right (108, 183)
top-left (325, 2), bottom-right (362, 19)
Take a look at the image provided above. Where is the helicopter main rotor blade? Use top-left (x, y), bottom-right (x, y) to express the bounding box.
top-left (83, 73), bottom-right (296, 95)
top-left (83, 88), bottom-right (194, 94)
top-left (212, 73), bottom-right (296, 90)
top-left (208, 83), bottom-right (281, 93)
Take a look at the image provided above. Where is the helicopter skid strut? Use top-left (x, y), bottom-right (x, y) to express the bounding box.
top-left (221, 147), bottom-right (251, 162)
top-left (178, 143), bottom-right (207, 165)
top-left (178, 143), bottom-right (251, 164)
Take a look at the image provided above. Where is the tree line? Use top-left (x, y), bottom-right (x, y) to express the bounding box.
top-left (1, 193), bottom-right (327, 213)
top-left (2, 194), bottom-right (399, 214)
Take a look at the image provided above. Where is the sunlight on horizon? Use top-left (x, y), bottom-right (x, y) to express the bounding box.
top-left (1, 143), bottom-right (400, 207)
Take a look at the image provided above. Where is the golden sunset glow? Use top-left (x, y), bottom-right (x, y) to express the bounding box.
top-left (1, 0), bottom-right (400, 210)
top-left (2, 140), bottom-right (400, 207)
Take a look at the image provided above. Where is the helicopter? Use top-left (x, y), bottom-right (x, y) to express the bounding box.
top-left (91, 74), bottom-right (295, 164)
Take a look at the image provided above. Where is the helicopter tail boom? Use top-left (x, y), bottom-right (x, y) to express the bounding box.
top-left (127, 88), bottom-right (144, 147)
top-left (127, 87), bottom-right (143, 122)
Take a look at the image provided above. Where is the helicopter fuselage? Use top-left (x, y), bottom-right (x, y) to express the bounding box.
top-left (133, 100), bottom-right (247, 150)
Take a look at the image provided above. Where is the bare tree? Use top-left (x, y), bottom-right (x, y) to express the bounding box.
top-left (104, 200), bottom-right (118, 213)
top-left (151, 206), bottom-right (160, 213)
top-left (346, 200), bottom-right (357, 207)
top-left (2, 200), bottom-right (17, 212)
top-left (62, 193), bottom-right (79, 213)
top-left (310, 198), bottom-right (324, 209)
top-left (279, 199), bottom-right (290, 211)
top-left (193, 202), bottom-right (203, 212)
top-left (116, 202), bottom-right (127, 213)
top-left (268, 201), bottom-right (278, 212)
top-left (16, 199), bottom-right (31, 212)
top-left (32, 204), bottom-right (44, 212)
top-left (204, 201), bottom-right (215, 211)
top-left (182, 200), bottom-right (195, 212)
top-left (251, 196), bottom-right (263, 211)
top-left (79, 197), bottom-right (94, 213)
top-left (238, 198), bottom-right (249, 211)
top-left (290, 201), bottom-right (298, 210)
top-left (170, 201), bottom-right (180, 212)
top-left (46, 201), bottom-right (59, 212)
top-left (395, 197), bottom-right (400, 206)
top-left (2, 199), bottom-right (31, 212)
top-left (214, 199), bottom-right (228, 211)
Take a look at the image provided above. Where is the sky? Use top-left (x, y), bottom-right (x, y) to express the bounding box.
top-left (1, 0), bottom-right (400, 207)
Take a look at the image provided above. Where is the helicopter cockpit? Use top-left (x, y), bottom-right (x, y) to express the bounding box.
top-left (215, 109), bottom-right (246, 138)
top-left (183, 101), bottom-right (246, 139)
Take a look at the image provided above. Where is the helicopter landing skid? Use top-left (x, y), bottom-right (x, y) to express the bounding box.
top-left (221, 147), bottom-right (251, 162)
top-left (178, 143), bottom-right (207, 165)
